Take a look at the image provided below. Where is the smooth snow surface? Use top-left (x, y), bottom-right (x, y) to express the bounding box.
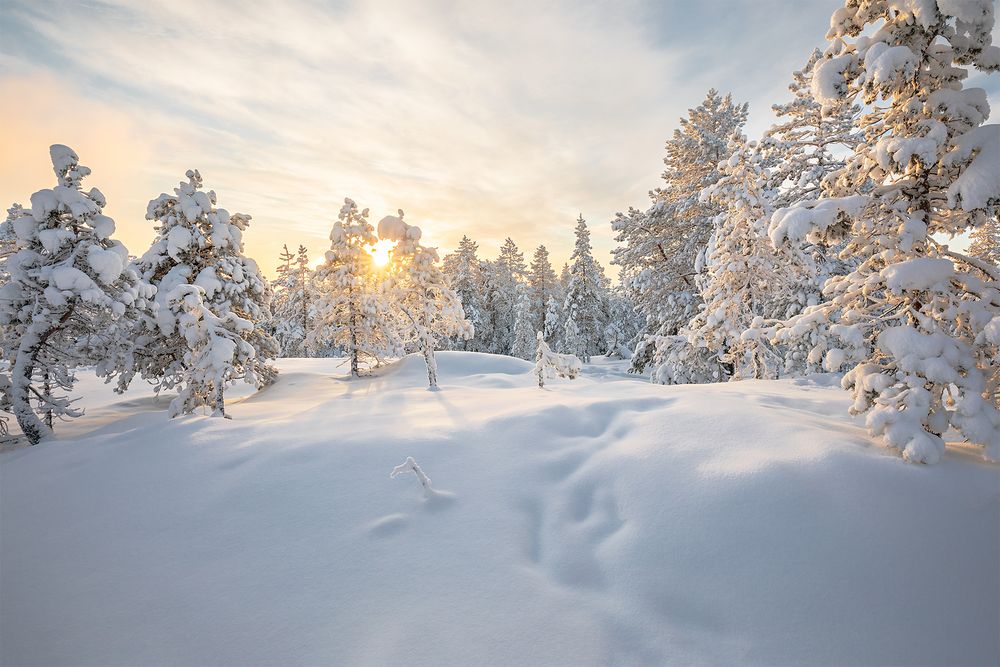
top-left (2, 353), bottom-right (998, 665)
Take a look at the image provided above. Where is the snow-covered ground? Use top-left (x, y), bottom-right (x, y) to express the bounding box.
top-left (2, 353), bottom-right (998, 665)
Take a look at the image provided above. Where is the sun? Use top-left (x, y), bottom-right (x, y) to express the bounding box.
top-left (370, 240), bottom-right (394, 268)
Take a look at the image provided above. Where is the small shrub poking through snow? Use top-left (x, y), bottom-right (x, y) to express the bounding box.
top-left (390, 457), bottom-right (434, 498)
top-left (535, 332), bottom-right (582, 388)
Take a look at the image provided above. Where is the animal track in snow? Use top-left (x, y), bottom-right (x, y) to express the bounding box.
top-left (532, 477), bottom-right (626, 589)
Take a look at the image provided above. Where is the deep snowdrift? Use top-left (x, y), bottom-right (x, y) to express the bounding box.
top-left (2, 354), bottom-right (998, 665)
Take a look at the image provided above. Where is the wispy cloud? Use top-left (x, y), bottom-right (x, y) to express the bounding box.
top-left (1, 0), bottom-right (907, 273)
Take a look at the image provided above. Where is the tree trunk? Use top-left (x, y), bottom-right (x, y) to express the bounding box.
top-left (301, 272), bottom-right (310, 358)
top-left (423, 339), bottom-right (437, 388)
top-left (348, 283), bottom-right (360, 377)
top-left (211, 381), bottom-right (226, 418)
top-left (43, 372), bottom-right (53, 429)
top-left (10, 308), bottom-right (73, 444)
top-left (11, 329), bottom-right (48, 445)
top-left (350, 323), bottom-right (360, 378)
top-left (535, 336), bottom-right (545, 388)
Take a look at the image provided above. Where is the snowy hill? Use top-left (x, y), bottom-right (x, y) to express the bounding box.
top-left (2, 354), bottom-right (998, 665)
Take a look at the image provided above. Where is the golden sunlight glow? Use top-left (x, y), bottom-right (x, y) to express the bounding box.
top-left (370, 240), bottom-right (395, 268)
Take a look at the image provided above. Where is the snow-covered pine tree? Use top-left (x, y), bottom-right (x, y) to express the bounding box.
top-left (510, 286), bottom-right (536, 360)
top-left (663, 137), bottom-right (795, 382)
top-left (562, 215), bottom-right (608, 362)
top-left (528, 245), bottom-right (558, 340)
top-left (0, 209), bottom-right (14, 418)
top-left (269, 244), bottom-right (314, 358)
top-left (295, 245), bottom-right (312, 356)
top-left (0, 145), bottom-right (152, 443)
top-left (544, 294), bottom-right (564, 352)
top-left (441, 235), bottom-right (485, 351)
top-left (763, 48), bottom-right (862, 210)
top-left (477, 259), bottom-right (500, 352)
top-left (613, 89), bottom-right (749, 371)
top-left (968, 212), bottom-right (1000, 267)
top-left (768, 0), bottom-right (1000, 463)
top-left (480, 238), bottom-right (526, 355)
top-left (163, 285), bottom-right (259, 417)
top-left (276, 244), bottom-right (295, 280)
top-left (559, 262), bottom-right (571, 289)
top-left (543, 264), bottom-right (572, 351)
top-left (126, 169), bottom-right (278, 416)
top-left (975, 214), bottom-right (1000, 408)
top-left (269, 244), bottom-right (302, 356)
top-left (602, 287), bottom-right (643, 359)
top-left (0, 205), bottom-right (17, 279)
top-left (756, 48), bottom-right (868, 376)
top-left (310, 198), bottom-right (398, 377)
top-left (269, 245), bottom-right (314, 357)
top-left (378, 211), bottom-right (471, 388)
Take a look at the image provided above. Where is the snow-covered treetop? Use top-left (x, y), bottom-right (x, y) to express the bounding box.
top-left (791, 0), bottom-right (1000, 245)
top-left (50, 144), bottom-right (93, 189)
top-left (762, 49), bottom-right (861, 209)
top-left (378, 211), bottom-right (423, 246)
top-left (141, 170), bottom-right (250, 275)
top-left (663, 89), bottom-right (749, 190)
top-left (328, 198), bottom-right (377, 259)
top-left (6, 145), bottom-right (137, 310)
top-left (0, 145), bottom-right (151, 441)
top-left (815, 0), bottom-right (999, 109)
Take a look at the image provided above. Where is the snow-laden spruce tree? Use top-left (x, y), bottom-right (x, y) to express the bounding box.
top-left (602, 286), bottom-right (643, 359)
top-left (0, 145), bottom-right (152, 443)
top-left (562, 215), bottom-right (608, 363)
top-left (0, 205), bottom-right (17, 275)
top-left (126, 169), bottom-right (277, 416)
top-left (441, 235), bottom-right (485, 351)
top-left (269, 244), bottom-right (299, 355)
top-left (764, 49), bottom-right (866, 338)
top-left (751, 48), bottom-right (868, 378)
top-left (659, 138), bottom-right (799, 383)
top-left (764, 49), bottom-right (862, 210)
top-left (528, 245), bottom-right (558, 340)
top-left (534, 332), bottom-right (581, 388)
top-left (768, 0), bottom-right (1000, 463)
top-left (510, 287), bottom-right (536, 360)
top-left (613, 90), bottom-right (749, 371)
top-left (269, 244), bottom-right (314, 357)
top-left (163, 285), bottom-right (262, 417)
top-left (480, 238), bottom-right (526, 355)
top-left (980, 213), bottom-right (1000, 408)
top-left (310, 198), bottom-right (399, 377)
top-left (968, 212), bottom-right (1000, 266)
top-left (378, 211), bottom-right (471, 388)
top-left (543, 293), bottom-right (565, 352)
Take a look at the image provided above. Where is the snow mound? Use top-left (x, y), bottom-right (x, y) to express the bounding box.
top-left (2, 355), bottom-right (997, 666)
top-left (377, 351), bottom-right (533, 383)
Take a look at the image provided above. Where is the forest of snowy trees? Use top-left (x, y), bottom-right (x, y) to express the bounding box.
top-left (265, 215), bottom-right (640, 366)
top-left (613, 2), bottom-right (1000, 463)
top-left (0, 0), bottom-right (998, 464)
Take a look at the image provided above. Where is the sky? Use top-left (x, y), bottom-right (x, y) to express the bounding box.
top-left (1, 0), bottom-right (997, 277)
